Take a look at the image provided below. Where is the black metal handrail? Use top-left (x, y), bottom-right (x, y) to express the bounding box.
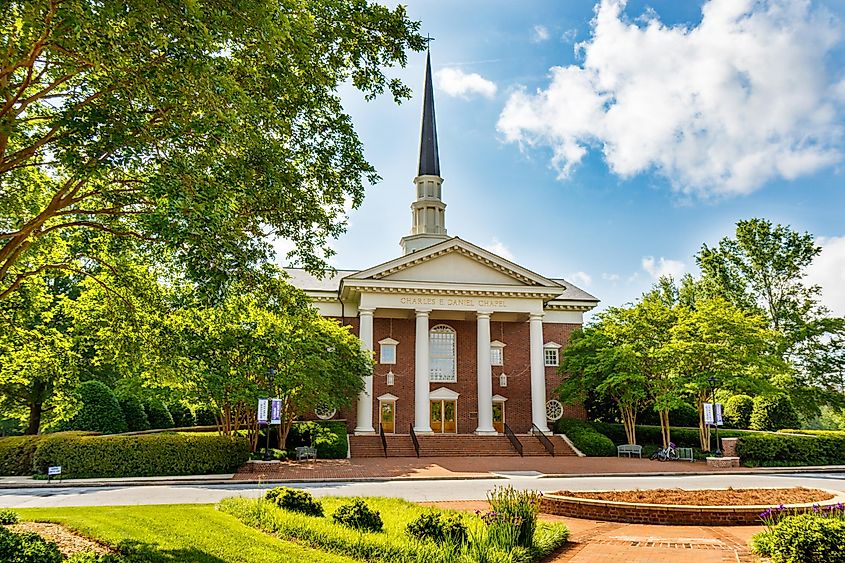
top-left (532, 423), bottom-right (555, 456)
top-left (379, 423), bottom-right (388, 458)
top-left (503, 423), bottom-right (523, 456)
top-left (409, 423), bottom-right (420, 458)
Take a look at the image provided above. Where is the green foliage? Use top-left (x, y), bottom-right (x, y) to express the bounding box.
top-left (286, 421), bottom-right (348, 459)
top-left (0, 0), bottom-right (425, 303)
top-left (265, 487), bottom-right (324, 517)
top-left (64, 381), bottom-right (127, 435)
top-left (779, 429), bottom-right (845, 437)
top-left (0, 435), bottom-right (40, 475)
top-left (724, 395), bottom-right (755, 428)
top-left (406, 511), bottom-right (468, 544)
top-left (332, 499), bottom-right (384, 533)
top-left (753, 512), bottom-right (845, 563)
top-left (487, 485), bottom-right (541, 549)
top-left (639, 403), bottom-right (699, 427)
top-left (0, 509), bottom-right (19, 524)
top-left (737, 433), bottom-right (845, 466)
top-left (0, 527), bottom-right (62, 563)
top-left (553, 419), bottom-right (616, 456)
top-left (168, 402), bottom-right (195, 428)
top-left (144, 399), bottom-right (174, 430)
top-left (31, 433), bottom-right (249, 478)
top-left (194, 406), bottom-right (218, 427)
top-left (65, 554), bottom-right (125, 563)
top-left (751, 394), bottom-right (801, 431)
top-left (117, 394), bottom-right (150, 432)
top-left (593, 422), bottom-right (755, 448)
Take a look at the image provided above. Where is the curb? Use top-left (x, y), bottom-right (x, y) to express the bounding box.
top-left (538, 466), bottom-right (845, 479)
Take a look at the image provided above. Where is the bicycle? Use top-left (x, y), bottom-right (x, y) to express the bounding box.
top-left (649, 441), bottom-right (679, 461)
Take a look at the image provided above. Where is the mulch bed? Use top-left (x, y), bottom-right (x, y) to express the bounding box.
top-left (552, 486), bottom-right (834, 506)
top-left (7, 522), bottom-right (115, 557)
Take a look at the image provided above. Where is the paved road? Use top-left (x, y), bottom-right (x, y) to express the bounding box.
top-left (1, 472), bottom-right (843, 508)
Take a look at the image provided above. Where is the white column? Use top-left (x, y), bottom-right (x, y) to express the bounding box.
top-left (354, 307), bottom-right (375, 434)
top-left (475, 312), bottom-right (496, 434)
top-left (414, 309), bottom-right (433, 433)
top-left (529, 313), bottom-right (550, 434)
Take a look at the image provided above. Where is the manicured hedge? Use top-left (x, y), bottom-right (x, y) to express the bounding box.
top-left (779, 429), bottom-right (845, 437)
top-left (31, 433), bottom-right (250, 478)
top-left (0, 432), bottom-right (96, 476)
top-left (286, 420), bottom-right (348, 459)
top-left (553, 419), bottom-right (616, 456)
top-left (737, 433), bottom-right (845, 467)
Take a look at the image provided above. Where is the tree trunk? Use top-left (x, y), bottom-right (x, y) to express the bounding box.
top-left (698, 391), bottom-right (711, 452)
top-left (26, 401), bottom-right (43, 435)
top-left (619, 403), bottom-right (637, 445)
top-left (658, 409), bottom-right (671, 448)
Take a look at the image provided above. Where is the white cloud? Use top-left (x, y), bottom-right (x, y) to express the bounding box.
top-left (642, 256), bottom-right (686, 280)
top-left (498, 0), bottom-right (844, 197)
top-left (435, 67), bottom-right (497, 100)
top-left (806, 236), bottom-right (845, 316)
top-left (532, 25), bottom-right (551, 43)
top-left (568, 271), bottom-right (593, 286)
top-left (561, 28), bottom-right (578, 43)
top-left (485, 238), bottom-right (516, 261)
top-left (602, 272), bottom-right (621, 282)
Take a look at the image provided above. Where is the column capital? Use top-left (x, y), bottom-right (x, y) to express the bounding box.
top-left (529, 312), bottom-right (545, 322)
top-left (476, 311), bottom-right (493, 320)
top-left (415, 308), bottom-right (432, 317)
top-left (358, 307), bottom-right (376, 316)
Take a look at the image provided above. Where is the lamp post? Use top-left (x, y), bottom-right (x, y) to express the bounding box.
top-left (264, 368), bottom-right (276, 462)
top-left (708, 376), bottom-right (722, 457)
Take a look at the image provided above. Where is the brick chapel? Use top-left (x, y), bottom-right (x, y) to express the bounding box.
top-left (286, 49), bottom-right (598, 455)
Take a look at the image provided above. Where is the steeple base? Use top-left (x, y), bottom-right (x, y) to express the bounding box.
top-left (401, 233), bottom-right (451, 255)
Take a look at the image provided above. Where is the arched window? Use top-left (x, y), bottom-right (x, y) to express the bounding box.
top-left (429, 324), bottom-right (456, 382)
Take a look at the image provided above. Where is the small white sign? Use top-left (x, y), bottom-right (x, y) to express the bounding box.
top-left (270, 399), bottom-right (282, 425)
top-left (257, 398), bottom-right (269, 424)
top-left (715, 403), bottom-right (724, 426)
top-left (703, 402), bottom-right (714, 425)
top-left (47, 466), bottom-right (61, 476)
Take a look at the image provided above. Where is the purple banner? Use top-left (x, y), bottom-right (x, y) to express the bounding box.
top-left (270, 398), bottom-right (282, 425)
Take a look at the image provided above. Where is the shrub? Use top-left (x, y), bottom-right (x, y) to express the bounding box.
top-left (332, 499), bottom-right (383, 533)
top-left (755, 512), bottom-right (845, 563)
top-left (168, 402), bottom-right (195, 428)
top-left (0, 436), bottom-right (40, 476)
top-left (117, 394), bottom-right (150, 432)
top-left (406, 511), bottom-right (468, 544)
top-left (0, 509), bottom-right (18, 524)
top-left (286, 421), bottom-right (348, 459)
top-left (553, 418), bottom-right (616, 456)
top-left (724, 395), bottom-right (755, 428)
top-left (737, 433), bottom-right (845, 466)
top-left (265, 487), bottom-right (324, 517)
top-left (144, 399), bottom-right (174, 429)
top-left (487, 485), bottom-right (541, 548)
top-left (592, 422), bottom-right (756, 448)
top-left (639, 403), bottom-right (699, 427)
top-left (751, 394), bottom-right (800, 431)
top-left (0, 527), bottom-right (62, 563)
top-left (68, 381), bottom-right (128, 435)
top-left (31, 433), bottom-right (249, 478)
top-left (194, 406), bottom-right (218, 426)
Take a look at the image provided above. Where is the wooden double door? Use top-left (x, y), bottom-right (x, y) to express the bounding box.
top-left (430, 399), bottom-right (456, 433)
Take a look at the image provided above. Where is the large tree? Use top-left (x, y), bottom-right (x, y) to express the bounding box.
top-left (1, 0), bottom-right (423, 300)
top-left (698, 219), bottom-right (845, 416)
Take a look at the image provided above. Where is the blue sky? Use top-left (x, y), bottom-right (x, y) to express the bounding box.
top-left (279, 0), bottom-right (845, 318)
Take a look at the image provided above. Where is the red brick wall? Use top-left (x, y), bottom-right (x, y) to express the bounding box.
top-left (332, 315), bottom-right (586, 433)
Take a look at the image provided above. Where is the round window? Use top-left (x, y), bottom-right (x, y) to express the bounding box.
top-left (314, 405), bottom-right (337, 420)
top-left (545, 400), bottom-right (563, 421)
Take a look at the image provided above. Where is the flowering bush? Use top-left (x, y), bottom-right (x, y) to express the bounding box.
top-left (486, 485), bottom-right (542, 549)
top-left (753, 502), bottom-right (845, 562)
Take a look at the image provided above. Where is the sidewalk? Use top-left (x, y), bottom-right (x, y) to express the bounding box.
top-left (2, 457), bottom-right (841, 488)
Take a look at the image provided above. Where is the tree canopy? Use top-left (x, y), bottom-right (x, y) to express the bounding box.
top-left (1, 0), bottom-right (424, 300)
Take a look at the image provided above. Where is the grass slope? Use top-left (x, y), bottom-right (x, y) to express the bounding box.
top-left (16, 504), bottom-right (356, 563)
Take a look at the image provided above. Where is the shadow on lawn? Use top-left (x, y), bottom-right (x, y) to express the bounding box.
top-left (118, 540), bottom-right (227, 563)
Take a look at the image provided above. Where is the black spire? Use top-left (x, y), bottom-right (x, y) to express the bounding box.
top-left (418, 48), bottom-right (440, 177)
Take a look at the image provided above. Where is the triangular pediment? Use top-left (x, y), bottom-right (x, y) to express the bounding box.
top-left (347, 238), bottom-right (561, 288)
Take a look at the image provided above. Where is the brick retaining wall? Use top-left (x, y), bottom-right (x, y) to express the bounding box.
top-left (540, 490), bottom-right (845, 526)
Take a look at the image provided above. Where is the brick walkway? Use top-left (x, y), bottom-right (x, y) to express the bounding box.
top-left (234, 455), bottom-right (751, 481)
top-left (428, 501), bottom-right (760, 563)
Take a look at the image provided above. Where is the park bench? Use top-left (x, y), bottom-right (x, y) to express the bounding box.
top-left (295, 446), bottom-right (317, 461)
top-left (677, 447), bottom-right (694, 462)
top-left (617, 444), bottom-right (642, 458)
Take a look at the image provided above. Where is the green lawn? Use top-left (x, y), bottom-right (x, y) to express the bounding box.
top-left (16, 504), bottom-right (357, 563)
